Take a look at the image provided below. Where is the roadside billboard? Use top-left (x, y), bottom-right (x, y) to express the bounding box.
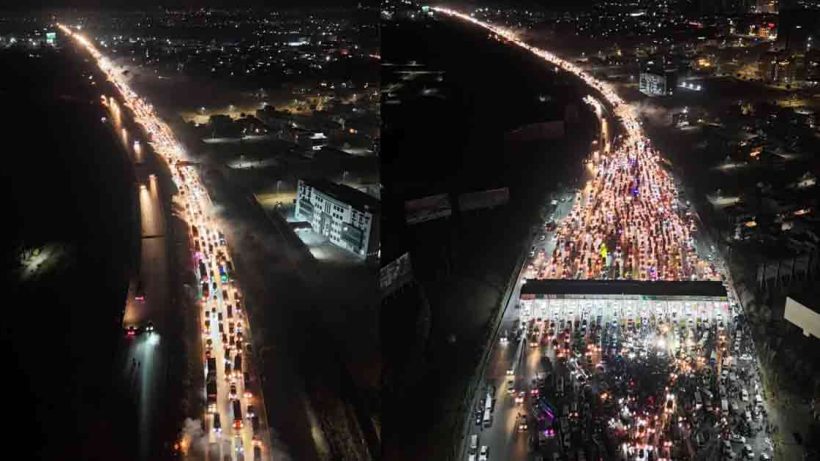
top-left (405, 193), bottom-right (452, 224)
top-left (380, 252), bottom-right (413, 296)
top-left (458, 187), bottom-right (510, 212)
top-left (506, 121), bottom-right (565, 143)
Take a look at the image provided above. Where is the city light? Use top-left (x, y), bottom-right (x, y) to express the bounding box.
top-left (435, 7), bottom-right (718, 283)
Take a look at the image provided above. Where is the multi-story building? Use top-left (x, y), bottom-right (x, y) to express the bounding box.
top-left (639, 70), bottom-right (675, 96)
top-left (760, 50), bottom-right (800, 84)
top-left (294, 179), bottom-right (380, 260)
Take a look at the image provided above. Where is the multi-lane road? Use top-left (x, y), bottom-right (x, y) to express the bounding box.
top-left (466, 195), bottom-right (577, 461)
top-left (59, 24), bottom-right (272, 461)
top-left (432, 7), bottom-right (772, 461)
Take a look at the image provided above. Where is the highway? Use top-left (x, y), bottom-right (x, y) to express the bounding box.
top-left (434, 7), bottom-right (718, 284)
top-left (59, 24), bottom-right (272, 461)
top-left (109, 90), bottom-right (173, 460)
top-left (432, 8), bottom-right (761, 461)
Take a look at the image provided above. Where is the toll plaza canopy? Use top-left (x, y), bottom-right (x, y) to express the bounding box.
top-left (521, 279), bottom-right (727, 300)
top-left (519, 279), bottom-right (729, 322)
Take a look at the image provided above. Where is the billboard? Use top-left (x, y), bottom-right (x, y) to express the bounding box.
top-left (506, 121), bottom-right (565, 143)
top-left (380, 252), bottom-right (413, 296)
top-left (458, 187), bottom-right (510, 212)
top-left (405, 193), bottom-right (452, 224)
top-left (784, 297), bottom-right (820, 339)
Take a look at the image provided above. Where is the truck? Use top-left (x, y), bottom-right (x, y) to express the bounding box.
top-left (123, 276), bottom-right (153, 335)
top-left (207, 378), bottom-right (217, 412)
top-left (234, 354), bottom-right (243, 375)
top-left (212, 412), bottom-right (221, 433)
top-left (233, 400), bottom-right (243, 429)
top-left (219, 264), bottom-right (229, 283)
top-left (201, 281), bottom-right (210, 300)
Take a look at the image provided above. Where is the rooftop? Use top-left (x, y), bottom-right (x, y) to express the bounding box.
top-left (521, 279), bottom-right (728, 299)
top-left (301, 178), bottom-right (380, 214)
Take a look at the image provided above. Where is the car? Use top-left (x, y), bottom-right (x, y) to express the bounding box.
top-left (246, 405), bottom-right (255, 418)
top-left (230, 384), bottom-right (237, 399)
top-left (475, 413), bottom-right (482, 425)
top-left (730, 434), bottom-right (746, 444)
top-left (478, 445), bottom-right (488, 461)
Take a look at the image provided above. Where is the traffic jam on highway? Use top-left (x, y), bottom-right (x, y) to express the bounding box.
top-left (434, 8), bottom-right (775, 461)
top-left (58, 24), bottom-right (266, 461)
top-left (472, 310), bottom-right (775, 461)
top-left (436, 8), bottom-right (718, 284)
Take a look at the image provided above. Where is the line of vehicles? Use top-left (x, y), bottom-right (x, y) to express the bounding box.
top-left (58, 24), bottom-right (268, 460)
top-left (185, 167), bottom-right (262, 461)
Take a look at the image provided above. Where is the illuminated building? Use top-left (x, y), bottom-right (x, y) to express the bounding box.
top-left (639, 70), bottom-right (675, 97)
top-left (295, 179), bottom-right (380, 259)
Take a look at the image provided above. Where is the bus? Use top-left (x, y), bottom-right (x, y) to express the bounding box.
top-left (483, 409), bottom-right (492, 427)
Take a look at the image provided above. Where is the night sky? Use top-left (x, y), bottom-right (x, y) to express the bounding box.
top-left (0, 0), bottom-right (361, 10)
